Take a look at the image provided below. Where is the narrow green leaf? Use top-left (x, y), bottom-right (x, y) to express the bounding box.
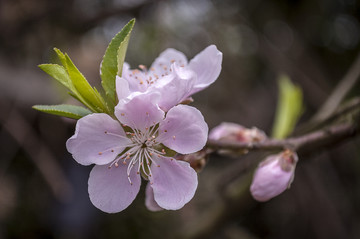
top-left (33, 104), bottom-right (92, 119)
top-left (272, 74), bottom-right (304, 139)
top-left (53, 48), bottom-right (67, 66)
top-left (39, 64), bottom-right (72, 90)
top-left (101, 19), bottom-right (135, 104)
top-left (64, 54), bottom-right (108, 113)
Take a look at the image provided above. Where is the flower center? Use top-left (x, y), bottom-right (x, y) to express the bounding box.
top-left (108, 125), bottom-right (165, 185)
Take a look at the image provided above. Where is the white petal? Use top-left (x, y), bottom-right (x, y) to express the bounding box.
top-left (88, 164), bottom-right (141, 213)
top-left (158, 105), bottom-right (208, 154)
top-left (66, 113), bottom-right (131, 166)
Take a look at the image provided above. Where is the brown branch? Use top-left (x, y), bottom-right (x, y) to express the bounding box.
top-left (207, 122), bottom-right (358, 155)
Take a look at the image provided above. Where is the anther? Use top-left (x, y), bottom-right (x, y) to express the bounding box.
top-left (121, 113), bottom-right (125, 116)
top-left (162, 149), bottom-right (165, 154)
top-left (164, 130), bottom-right (167, 132)
top-left (115, 162), bottom-right (119, 167)
top-left (137, 171), bottom-right (140, 174)
top-left (140, 81), bottom-right (144, 85)
top-left (171, 59), bottom-right (175, 63)
top-left (173, 135), bottom-right (176, 140)
top-left (111, 149), bottom-right (114, 152)
top-left (104, 131), bottom-right (108, 134)
top-left (98, 152), bottom-right (102, 155)
top-left (139, 64), bottom-right (146, 70)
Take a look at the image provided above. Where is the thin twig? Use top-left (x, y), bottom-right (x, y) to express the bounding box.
top-left (312, 52), bottom-right (360, 122)
top-left (207, 122), bottom-right (358, 155)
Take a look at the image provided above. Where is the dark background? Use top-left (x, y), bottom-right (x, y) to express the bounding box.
top-left (1, 0), bottom-right (360, 238)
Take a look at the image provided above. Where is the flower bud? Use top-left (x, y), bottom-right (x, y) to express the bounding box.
top-left (209, 122), bottom-right (267, 156)
top-left (209, 122), bottom-right (267, 143)
top-left (250, 149), bottom-right (298, 202)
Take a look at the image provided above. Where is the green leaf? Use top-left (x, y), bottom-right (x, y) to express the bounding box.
top-left (33, 104), bottom-right (92, 119)
top-left (272, 74), bottom-right (304, 139)
top-left (101, 19), bottom-right (135, 104)
top-left (39, 64), bottom-right (72, 90)
top-left (64, 54), bottom-right (108, 113)
top-left (53, 48), bottom-right (67, 66)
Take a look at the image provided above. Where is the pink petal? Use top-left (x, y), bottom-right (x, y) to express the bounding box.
top-left (150, 64), bottom-right (196, 111)
top-left (116, 76), bottom-right (131, 100)
top-left (115, 91), bottom-right (165, 131)
top-left (188, 45), bottom-right (223, 94)
top-left (145, 183), bottom-right (163, 212)
top-left (66, 113), bottom-right (131, 166)
top-left (121, 62), bottom-right (148, 93)
top-left (150, 48), bottom-right (188, 77)
top-left (149, 156), bottom-right (197, 210)
top-left (158, 105), bottom-right (208, 154)
top-left (88, 164), bottom-right (141, 213)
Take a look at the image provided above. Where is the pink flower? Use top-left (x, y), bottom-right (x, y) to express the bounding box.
top-left (209, 122), bottom-right (267, 142)
top-left (66, 91), bottom-right (208, 213)
top-left (117, 45), bottom-right (222, 111)
top-left (250, 149), bottom-right (298, 202)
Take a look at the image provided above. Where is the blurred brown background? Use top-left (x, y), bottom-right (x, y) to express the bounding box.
top-left (1, 0), bottom-right (360, 238)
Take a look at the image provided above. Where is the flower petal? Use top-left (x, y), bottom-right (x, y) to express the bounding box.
top-left (88, 164), bottom-right (141, 213)
top-left (115, 91), bottom-right (165, 131)
top-left (188, 45), bottom-right (222, 94)
top-left (150, 48), bottom-right (188, 77)
top-left (158, 105), bottom-right (208, 154)
top-left (150, 64), bottom-right (196, 111)
top-left (116, 76), bottom-right (131, 101)
top-left (149, 156), bottom-right (197, 210)
top-left (145, 183), bottom-right (163, 212)
top-left (66, 113), bottom-right (131, 166)
top-left (121, 62), bottom-right (148, 93)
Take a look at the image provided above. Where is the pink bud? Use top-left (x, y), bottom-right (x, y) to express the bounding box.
top-left (209, 122), bottom-right (267, 143)
top-left (250, 149), bottom-right (298, 202)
